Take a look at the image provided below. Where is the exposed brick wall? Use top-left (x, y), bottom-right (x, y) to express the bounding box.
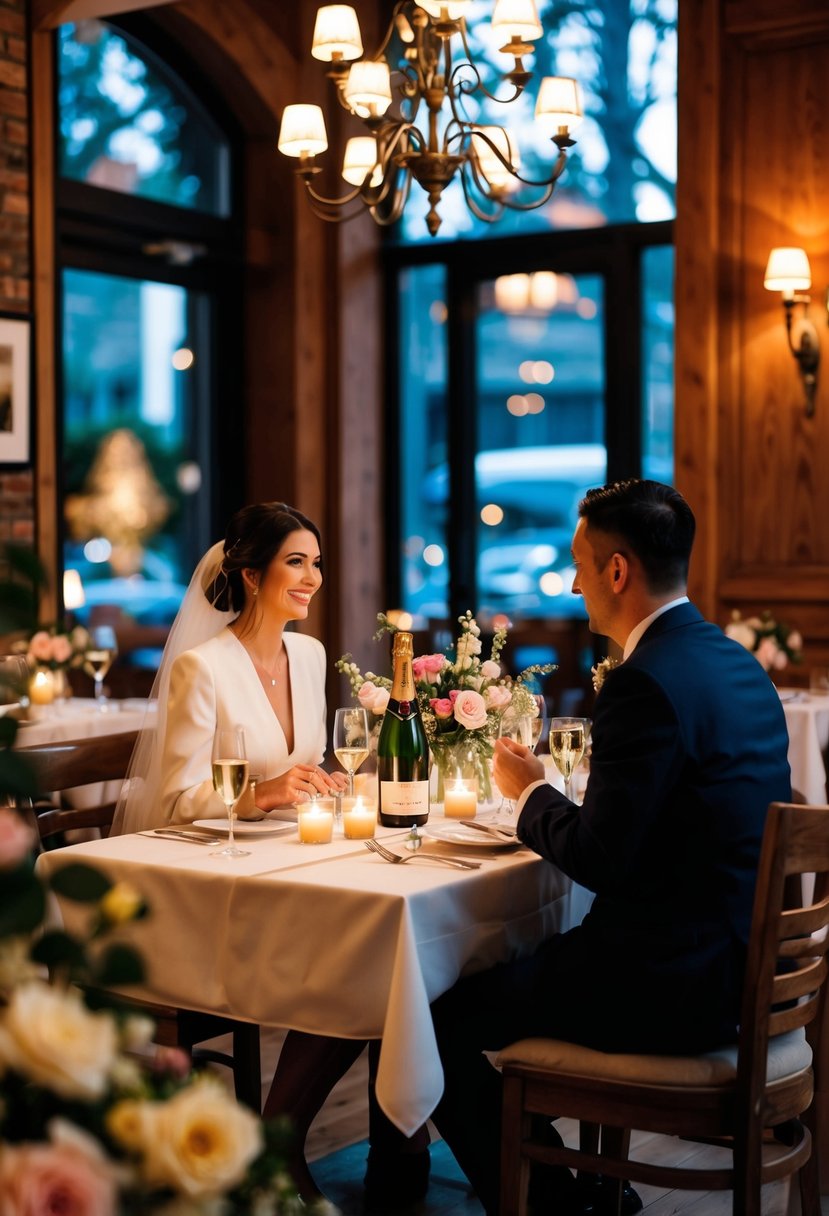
top-left (0, 0), bottom-right (32, 537)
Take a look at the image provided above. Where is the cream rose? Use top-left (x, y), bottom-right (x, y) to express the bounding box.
top-left (484, 684), bottom-right (512, 710)
top-left (725, 621), bottom-right (755, 651)
top-left (357, 681), bottom-right (390, 715)
top-left (0, 981), bottom-right (118, 1100)
top-left (139, 1079), bottom-right (263, 1198)
top-left (480, 660), bottom-right (501, 680)
top-left (453, 689), bottom-right (488, 730)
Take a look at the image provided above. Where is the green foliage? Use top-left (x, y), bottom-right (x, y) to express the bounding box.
top-left (48, 860), bottom-right (113, 902)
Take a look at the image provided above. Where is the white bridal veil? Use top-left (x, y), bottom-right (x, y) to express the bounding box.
top-left (111, 541), bottom-right (236, 835)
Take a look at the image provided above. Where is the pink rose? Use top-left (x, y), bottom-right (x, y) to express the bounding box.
top-left (484, 684), bottom-right (512, 710)
top-left (0, 806), bottom-right (35, 868)
top-left (0, 1138), bottom-right (118, 1216)
top-left (449, 689), bottom-right (460, 704)
top-left (453, 689), bottom-right (488, 730)
top-left (773, 649), bottom-right (788, 671)
top-left (429, 698), bottom-right (454, 719)
top-left (28, 631), bottom-right (54, 662)
top-left (755, 637), bottom-right (779, 671)
top-left (357, 681), bottom-right (390, 714)
top-left (51, 636), bottom-right (72, 664)
top-left (480, 660), bottom-right (501, 680)
top-left (412, 654), bottom-right (447, 681)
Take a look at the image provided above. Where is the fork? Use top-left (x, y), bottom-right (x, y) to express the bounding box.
top-left (365, 838), bottom-right (481, 870)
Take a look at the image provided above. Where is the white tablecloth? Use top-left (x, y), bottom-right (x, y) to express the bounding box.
top-left (781, 692), bottom-right (829, 805)
top-left (14, 698), bottom-right (152, 809)
top-left (36, 822), bottom-right (590, 1134)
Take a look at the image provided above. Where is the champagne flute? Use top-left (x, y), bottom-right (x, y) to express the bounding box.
top-left (530, 695), bottom-right (547, 753)
top-left (498, 709), bottom-right (533, 815)
top-left (211, 725), bottom-right (250, 857)
top-left (549, 717), bottom-right (587, 802)
top-left (333, 707), bottom-right (370, 798)
top-left (84, 625), bottom-right (118, 710)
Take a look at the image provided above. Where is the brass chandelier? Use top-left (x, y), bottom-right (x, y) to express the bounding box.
top-left (277, 1), bottom-right (583, 237)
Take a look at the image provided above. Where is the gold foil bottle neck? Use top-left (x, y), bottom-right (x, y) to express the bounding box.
top-left (392, 631), bottom-right (414, 658)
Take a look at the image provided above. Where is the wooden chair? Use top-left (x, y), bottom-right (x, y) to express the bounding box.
top-left (497, 800), bottom-right (829, 1216)
top-left (17, 731), bottom-right (262, 1111)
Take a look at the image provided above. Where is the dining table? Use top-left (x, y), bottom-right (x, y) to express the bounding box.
top-left (779, 690), bottom-right (829, 805)
top-left (35, 815), bottom-right (592, 1135)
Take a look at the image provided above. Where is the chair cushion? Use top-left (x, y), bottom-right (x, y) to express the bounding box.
top-left (496, 1027), bottom-right (811, 1087)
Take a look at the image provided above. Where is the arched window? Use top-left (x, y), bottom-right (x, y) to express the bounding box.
top-left (55, 16), bottom-right (243, 659)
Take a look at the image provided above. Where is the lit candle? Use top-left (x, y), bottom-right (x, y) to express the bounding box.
top-left (443, 780), bottom-right (477, 819)
top-left (29, 669), bottom-right (55, 706)
top-left (297, 804), bottom-right (334, 844)
top-left (342, 795), bottom-right (377, 839)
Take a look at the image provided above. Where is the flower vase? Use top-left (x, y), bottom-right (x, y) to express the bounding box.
top-left (431, 742), bottom-right (494, 807)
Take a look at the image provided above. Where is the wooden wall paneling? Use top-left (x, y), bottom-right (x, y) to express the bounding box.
top-left (30, 24), bottom-right (58, 622)
top-left (674, 0), bottom-right (721, 622)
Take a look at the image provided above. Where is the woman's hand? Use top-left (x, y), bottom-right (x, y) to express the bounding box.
top-left (255, 765), bottom-right (347, 810)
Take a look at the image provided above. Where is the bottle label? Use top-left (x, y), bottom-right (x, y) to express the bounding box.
top-left (380, 780), bottom-right (429, 817)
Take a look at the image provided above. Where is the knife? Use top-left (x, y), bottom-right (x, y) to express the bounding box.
top-left (459, 819), bottom-right (517, 840)
top-left (150, 829), bottom-right (220, 845)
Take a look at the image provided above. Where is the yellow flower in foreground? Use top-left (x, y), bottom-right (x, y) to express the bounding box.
top-left (107, 1098), bottom-right (150, 1151)
top-left (139, 1078), bottom-right (263, 1198)
top-left (0, 982), bottom-right (118, 1100)
top-left (100, 881), bottom-right (143, 924)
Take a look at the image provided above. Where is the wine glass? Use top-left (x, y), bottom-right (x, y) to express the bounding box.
top-left (211, 725), bottom-right (250, 857)
top-left (530, 695), bottom-right (547, 753)
top-left (333, 707), bottom-right (370, 798)
top-left (549, 717), bottom-right (587, 802)
top-left (497, 709), bottom-right (533, 814)
top-left (84, 625), bottom-right (118, 710)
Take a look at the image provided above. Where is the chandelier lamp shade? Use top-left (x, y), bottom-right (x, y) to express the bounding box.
top-left (277, 1), bottom-right (584, 236)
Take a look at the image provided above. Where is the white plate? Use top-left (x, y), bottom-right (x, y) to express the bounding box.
top-left (193, 819), bottom-right (295, 837)
top-left (423, 821), bottom-right (521, 849)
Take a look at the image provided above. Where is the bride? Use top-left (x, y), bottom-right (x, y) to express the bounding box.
top-left (112, 501), bottom-right (430, 1207)
top-left (112, 501), bottom-right (345, 834)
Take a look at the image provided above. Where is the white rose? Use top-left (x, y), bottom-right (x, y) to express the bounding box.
top-left (725, 622), bottom-right (755, 651)
top-left (453, 690), bottom-right (489, 730)
top-left (140, 1078), bottom-right (263, 1198)
top-left (480, 660), bottom-right (501, 680)
top-left (0, 982), bottom-right (118, 1100)
top-left (484, 685), bottom-right (512, 710)
top-left (788, 631), bottom-right (803, 652)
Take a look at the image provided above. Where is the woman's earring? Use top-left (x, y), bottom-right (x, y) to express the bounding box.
top-left (253, 585), bottom-right (259, 597)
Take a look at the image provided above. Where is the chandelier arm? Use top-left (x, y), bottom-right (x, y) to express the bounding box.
top-left (301, 177), bottom-right (365, 211)
top-left (368, 171), bottom-right (413, 227)
top-left (458, 165), bottom-right (504, 224)
top-left (371, 0), bottom-right (409, 61)
top-left (448, 57), bottom-right (524, 109)
top-left (499, 148), bottom-right (569, 192)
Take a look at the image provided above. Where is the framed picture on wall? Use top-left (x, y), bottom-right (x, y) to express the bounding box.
top-left (0, 314), bottom-right (31, 465)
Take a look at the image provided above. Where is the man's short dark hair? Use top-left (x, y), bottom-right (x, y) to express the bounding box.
top-left (578, 479), bottom-right (696, 593)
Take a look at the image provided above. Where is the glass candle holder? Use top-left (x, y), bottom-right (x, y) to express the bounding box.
top-left (297, 803), bottom-right (334, 844)
top-left (342, 795), bottom-right (377, 839)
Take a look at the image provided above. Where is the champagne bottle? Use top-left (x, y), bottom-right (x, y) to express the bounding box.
top-left (377, 630), bottom-right (430, 827)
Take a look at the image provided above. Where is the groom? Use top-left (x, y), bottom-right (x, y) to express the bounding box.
top-left (429, 479), bottom-right (791, 1215)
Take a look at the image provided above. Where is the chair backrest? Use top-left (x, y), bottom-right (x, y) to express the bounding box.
top-left (16, 730), bottom-right (139, 840)
top-left (738, 801), bottom-right (829, 1148)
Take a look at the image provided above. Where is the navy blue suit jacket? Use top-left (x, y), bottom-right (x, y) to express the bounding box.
top-left (518, 602), bottom-right (791, 1052)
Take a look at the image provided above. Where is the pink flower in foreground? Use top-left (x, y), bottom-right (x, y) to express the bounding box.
top-left (755, 637), bottom-right (779, 671)
top-left (480, 660), bottom-right (501, 680)
top-left (0, 1136), bottom-right (118, 1216)
top-left (357, 681), bottom-right (390, 714)
top-left (51, 636), bottom-right (73, 664)
top-left (453, 689), bottom-right (488, 730)
top-left (430, 698), bottom-right (454, 719)
top-left (0, 806), bottom-right (35, 869)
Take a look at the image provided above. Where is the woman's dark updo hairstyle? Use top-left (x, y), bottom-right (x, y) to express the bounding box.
top-left (204, 502), bottom-right (321, 613)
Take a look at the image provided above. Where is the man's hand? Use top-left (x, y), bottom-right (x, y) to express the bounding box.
top-left (493, 737), bottom-right (545, 802)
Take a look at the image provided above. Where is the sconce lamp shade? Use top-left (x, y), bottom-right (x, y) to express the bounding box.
top-left (311, 5), bottom-right (363, 62)
top-left (473, 126), bottom-right (521, 190)
top-left (342, 136), bottom-right (382, 186)
top-left (417, 0), bottom-right (471, 18)
top-left (764, 247), bottom-right (812, 293)
top-left (278, 104), bottom-right (328, 157)
top-left (492, 0), bottom-right (543, 42)
top-left (63, 568), bottom-right (85, 611)
top-left (343, 59), bottom-right (393, 117)
top-left (535, 76), bottom-right (584, 133)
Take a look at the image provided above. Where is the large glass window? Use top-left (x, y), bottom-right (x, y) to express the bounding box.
top-left (58, 20), bottom-right (230, 215)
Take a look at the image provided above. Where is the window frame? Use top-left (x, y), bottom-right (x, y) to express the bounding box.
top-left (384, 218), bottom-right (674, 624)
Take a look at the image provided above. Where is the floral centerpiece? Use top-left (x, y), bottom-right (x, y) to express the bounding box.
top-left (724, 610), bottom-right (803, 673)
top-left (337, 611), bottom-right (556, 802)
top-left (0, 804), bottom-right (309, 1215)
top-left (15, 623), bottom-right (91, 673)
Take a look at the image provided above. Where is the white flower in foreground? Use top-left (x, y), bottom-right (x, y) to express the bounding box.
top-left (139, 1078), bottom-right (263, 1198)
top-left (724, 620), bottom-right (756, 651)
top-left (591, 657), bottom-right (620, 693)
top-left (0, 981), bottom-right (118, 1100)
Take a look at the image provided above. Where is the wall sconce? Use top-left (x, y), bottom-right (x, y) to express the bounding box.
top-left (763, 247), bottom-right (824, 417)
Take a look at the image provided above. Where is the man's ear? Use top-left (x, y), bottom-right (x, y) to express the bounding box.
top-left (610, 552), bottom-right (629, 593)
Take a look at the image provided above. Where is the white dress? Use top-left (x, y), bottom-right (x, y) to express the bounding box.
top-left (160, 628), bottom-right (327, 825)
